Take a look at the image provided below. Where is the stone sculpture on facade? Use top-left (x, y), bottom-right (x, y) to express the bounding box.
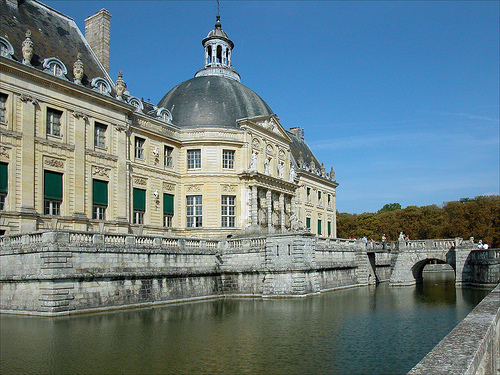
top-left (21, 29), bottom-right (34, 66)
top-left (289, 164), bottom-right (296, 182)
top-left (264, 157), bottom-right (270, 175)
top-left (73, 53), bottom-right (84, 85)
top-left (115, 70), bottom-right (126, 100)
top-left (250, 150), bottom-right (257, 170)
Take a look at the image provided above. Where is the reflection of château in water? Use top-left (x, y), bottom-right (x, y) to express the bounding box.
top-left (0, 0), bottom-right (337, 238)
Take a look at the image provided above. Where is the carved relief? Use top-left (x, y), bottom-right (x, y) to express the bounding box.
top-left (163, 182), bottom-right (175, 191)
top-left (19, 93), bottom-right (38, 105)
top-left (72, 110), bottom-right (88, 120)
top-left (115, 123), bottom-right (129, 133)
top-left (92, 165), bottom-right (110, 178)
top-left (266, 144), bottom-right (274, 154)
top-left (44, 157), bottom-right (64, 169)
top-left (278, 149), bottom-right (285, 159)
top-left (186, 184), bottom-right (202, 192)
top-left (221, 184), bottom-right (236, 192)
top-left (252, 138), bottom-right (260, 148)
top-left (0, 146), bottom-right (11, 159)
top-left (133, 177), bottom-right (147, 186)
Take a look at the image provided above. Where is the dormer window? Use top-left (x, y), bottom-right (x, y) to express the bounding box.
top-left (91, 77), bottom-right (111, 96)
top-left (42, 58), bottom-right (68, 79)
top-left (128, 97), bottom-right (143, 113)
top-left (0, 37), bottom-right (14, 60)
top-left (156, 107), bottom-right (172, 123)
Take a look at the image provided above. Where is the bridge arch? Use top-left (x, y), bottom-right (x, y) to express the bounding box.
top-left (411, 258), bottom-right (455, 284)
top-left (389, 239), bottom-right (473, 286)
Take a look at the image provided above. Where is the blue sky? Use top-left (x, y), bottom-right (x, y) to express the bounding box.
top-left (44, 0), bottom-right (499, 214)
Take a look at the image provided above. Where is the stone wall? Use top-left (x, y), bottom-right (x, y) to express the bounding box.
top-left (1, 231), bottom-right (374, 315)
top-left (409, 283), bottom-right (500, 375)
top-left (461, 249), bottom-right (500, 286)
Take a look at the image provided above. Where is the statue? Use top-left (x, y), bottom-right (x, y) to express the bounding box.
top-left (250, 150), bottom-right (257, 170)
top-left (330, 167), bottom-right (335, 180)
top-left (289, 164), bottom-right (296, 182)
top-left (278, 162), bottom-right (283, 178)
top-left (73, 53), bottom-right (84, 85)
top-left (264, 157), bottom-right (270, 175)
top-left (115, 71), bottom-right (127, 100)
top-left (22, 30), bottom-right (34, 66)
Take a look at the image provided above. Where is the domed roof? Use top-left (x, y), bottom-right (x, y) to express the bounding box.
top-left (157, 75), bottom-right (274, 129)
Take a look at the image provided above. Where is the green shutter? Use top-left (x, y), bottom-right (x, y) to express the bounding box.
top-left (93, 179), bottom-right (108, 206)
top-left (163, 193), bottom-right (174, 215)
top-left (44, 170), bottom-right (63, 200)
top-left (133, 188), bottom-right (146, 211)
top-left (306, 218), bottom-right (311, 228)
top-left (328, 221), bottom-right (331, 236)
top-left (318, 220), bottom-right (322, 235)
top-left (0, 163), bottom-right (7, 194)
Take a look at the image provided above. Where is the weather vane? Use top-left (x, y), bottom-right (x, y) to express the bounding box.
top-left (216, 0), bottom-right (221, 15)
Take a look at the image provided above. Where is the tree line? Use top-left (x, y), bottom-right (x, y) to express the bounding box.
top-left (336, 195), bottom-right (499, 247)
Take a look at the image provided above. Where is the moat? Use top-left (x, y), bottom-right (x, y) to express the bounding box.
top-left (0, 271), bottom-right (492, 375)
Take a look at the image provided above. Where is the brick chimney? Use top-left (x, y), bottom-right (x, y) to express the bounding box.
top-left (85, 9), bottom-right (111, 73)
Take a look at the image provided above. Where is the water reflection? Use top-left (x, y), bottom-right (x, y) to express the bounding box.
top-left (0, 275), bottom-right (492, 375)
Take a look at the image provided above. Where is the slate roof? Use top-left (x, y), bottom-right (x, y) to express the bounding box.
top-left (287, 129), bottom-right (321, 169)
top-left (158, 75), bottom-right (274, 129)
top-left (0, 0), bottom-right (111, 88)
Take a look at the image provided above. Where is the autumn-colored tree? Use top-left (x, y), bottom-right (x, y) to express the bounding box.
top-left (336, 196), bottom-right (499, 247)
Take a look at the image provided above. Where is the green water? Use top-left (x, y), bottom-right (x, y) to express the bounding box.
top-left (0, 272), bottom-right (492, 375)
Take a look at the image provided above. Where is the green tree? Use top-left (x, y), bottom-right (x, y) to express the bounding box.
top-left (378, 203), bottom-right (402, 213)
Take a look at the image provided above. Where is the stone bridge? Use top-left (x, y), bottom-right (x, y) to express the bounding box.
top-left (386, 238), bottom-right (476, 286)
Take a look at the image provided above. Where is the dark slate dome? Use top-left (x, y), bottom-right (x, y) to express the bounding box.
top-left (157, 75), bottom-right (274, 129)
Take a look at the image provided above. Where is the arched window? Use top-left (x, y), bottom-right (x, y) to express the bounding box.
top-left (156, 107), bottom-right (172, 123)
top-left (90, 77), bottom-right (111, 96)
top-left (0, 37), bottom-right (14, 60)
top-left (128, 96), bottom-right (143, 113)
top-left (42, 57), bottom-right (68, 80)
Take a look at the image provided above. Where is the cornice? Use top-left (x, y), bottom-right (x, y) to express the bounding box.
top-left (296, 170), bottom-right (339, 188)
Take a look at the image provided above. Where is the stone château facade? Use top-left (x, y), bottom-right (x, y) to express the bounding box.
top-left (0, 0), bottom-right (338, 238)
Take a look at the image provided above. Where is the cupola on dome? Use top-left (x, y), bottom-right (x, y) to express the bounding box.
top-left (157, 14), bottom-right (274, 129)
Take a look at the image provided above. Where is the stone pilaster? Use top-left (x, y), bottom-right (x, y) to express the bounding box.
top-left (266, 189), bottom-right (272, 233)
top-left (279, 193), bottom-right (284, 233)
top-left (19, 95), bottom-right (38, 232)
top-left (72, 111), bottom-right (87, 226)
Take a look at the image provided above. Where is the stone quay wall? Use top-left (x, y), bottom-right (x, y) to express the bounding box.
top-left (462, 249), bottom-right (500, 286)
top-left (409, 283), bottom-right (500, 375)
top-left (0, 231), bottom-right (372, 315)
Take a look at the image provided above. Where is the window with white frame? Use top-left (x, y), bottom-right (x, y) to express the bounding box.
top-left (44, 170), bottom-right (63, 215)
top-left (0, 162), bottom-right (7, 210)
top-left (46, 108), bottom-right (62, 137)
top-left (0, 93), bottom-right (7, 123)
top-left (222, 150), bottom-right (234, 169)
top-left (133, 188), bottom-right (146, 224)
top-left (164, 146), bottom-right (173, 167)
top-left (221, 195), bottom-right (235, 227)
top-left (92, 179), bottom-right (108, 220)
top-left (94, 122), bottom-right (107, 149)
top-left (135, 137), bottom-right (145, 159)
top-left (187, 149), bottom-right (201, 169)
top-left (186, 195), bottom-right (202, 227)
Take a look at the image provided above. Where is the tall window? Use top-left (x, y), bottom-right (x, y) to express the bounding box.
top-left (318, 220), bottom-right (322, 235)
top-left (92, 179), bottom-right (108, 220)
top-left (306, 188), bottom-right (311, 202)
top-left (186, 195), bottom-right (202, 227)
top-left (94, 123), bottom-right (107, 149)
top-left (328, 194), bottom-right (331, 207)
top-left (187, 149), bottom-right (201, 169)
top-left (318, 191), bottom-right (322, 204)
top-left (0, 162), bottom-right (7, 210)
top-left (0, 93), bottom-right (7, 123)
top-left (306, 217), bottom-right (311, 229)
top-left (133, 188), bottom-right (146, 224)
top-left (328, 221), bottom-right (332, 237)
top-left (46, 108), bottom-right (62, 137)
top-left (135, 137), bottom-right (145, 159)
top-left (164, 146), bottom-right (173, 167)
top-left (222, 150), bottom-right (234, 169)
top-left (221, 195), bottom-right (235, 227)
top-left (164, 193), bottom-right (174, 227)
top-left (44, 170), bottom-right (62, 215)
